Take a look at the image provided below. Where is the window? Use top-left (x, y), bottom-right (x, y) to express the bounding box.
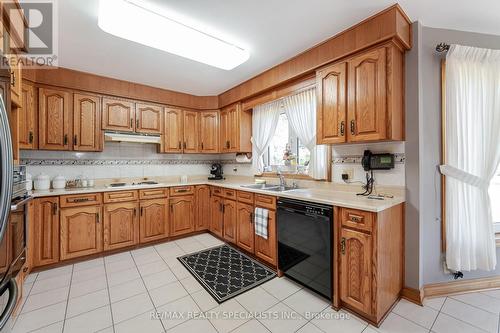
top-left (263, 112), bottom-right (310, 175)
top-left (490, 164), bottom-right (500, 233)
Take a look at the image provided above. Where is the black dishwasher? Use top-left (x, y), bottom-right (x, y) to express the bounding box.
top-left (277, 198), bottom-right (332, 300)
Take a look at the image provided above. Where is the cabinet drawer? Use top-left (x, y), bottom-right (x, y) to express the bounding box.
top-left (169, 186), bottom-right (194, 196)
top-left (341, 208), bottom-right (374, 232)
top-left (223, 189), bottom-right (236, 199)
top-left (139, 188), bottom-right (168, 200)
top-left (103, 190), bottom-right (139, 203)
top-left (255, 194), bottom-right (276, 210)
top-left (60, 193), bottom-right (102, 208)
top-left (237, 191), bottom-right (254, 204)
top-left (211, 187), bottom-right (223, 197)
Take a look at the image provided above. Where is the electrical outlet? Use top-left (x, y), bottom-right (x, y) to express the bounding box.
top-left (342, 168), bottom-right (354, 181)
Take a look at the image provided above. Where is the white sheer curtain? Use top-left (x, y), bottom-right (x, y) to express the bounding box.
top-left (283, 88), bottom-right (328, 180)
top-left (440, 44), bottom-right (500, 272)
top-left (251, 100), bottom-right (281, 174)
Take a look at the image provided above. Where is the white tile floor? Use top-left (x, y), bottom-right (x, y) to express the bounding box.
top-left (11, 233), bottom-right (500, 333)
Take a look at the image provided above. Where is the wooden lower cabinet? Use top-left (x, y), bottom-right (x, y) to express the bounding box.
top-left (195, 185), bottom-right (210, 231)
top-left (222, 200), bottom-right (237, 243)
top-left (210, 195), bottom-right (223, 237)
top-left (338, 205), bottom-right (403, 325)
top-left (169, 196), bottom-right (195, 237)
top-left (236, 202), bottom-right (254, 253)
top-left (254, 208), bottom-right (277, 266)
top-left (340, 227), bottom-right (372, 314)
top-left (33, 197), bottom-right (60, 267)
top-left (140, 199), bottom-right (169, 243)
top-left (60, 206), bottom-right (102, 261)
top-left (103, 202), bottom-right (139, 251)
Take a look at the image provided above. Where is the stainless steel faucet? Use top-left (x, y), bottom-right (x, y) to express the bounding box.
top-left (277, 168), bottom-right (286, 188)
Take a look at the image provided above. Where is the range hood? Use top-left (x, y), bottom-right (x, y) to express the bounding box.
top-left (104, 132), bottom-right (161, 144)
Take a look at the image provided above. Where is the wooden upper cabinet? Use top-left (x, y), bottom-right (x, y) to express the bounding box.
top-left (340, 227), bottom-right (373, 315)
top-left (236, 202), bottom-right (254, 253)
top-left (136, 103), bottom-right (163, 135)
top-left (222, 199), bottom-right (237, 244)
top-left (33, 197), bottom-right (59, 267)
top-left (347, 46), bottom-right (387, 142)
top-left (60, 206), bottom-right (103, 261)
top-left (163, 108), bottom-right (183, 153)
top-left (220, 103), bottom-right (251, 153)
top-left (199, 110), bottom-right (219, 153)
top-left (10, 53), bottom-right (22, 107)
top-left (140, 199), bottom-right (169, 243)
top-left (183, 110), bottom-right (199, 153)
top-left (170, 196), bottom-right (195, 237)
top-left (19, 83), bottom-right (36, 149)
top-left (195, 185), bottom-right (210, 231)
top-left (38, 88), bottom-right (72, 150)
top-left (103, 202), bottom-right (139, 251)
top-left (102, 97), bottom-right (135, 132)
top-left (316, 62), bottom-right (347, 144)
top-left (73, 93), bottom-right (102, 152)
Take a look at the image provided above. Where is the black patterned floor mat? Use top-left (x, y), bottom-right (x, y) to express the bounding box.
top-left (177, 244), bottom-right (276, 303)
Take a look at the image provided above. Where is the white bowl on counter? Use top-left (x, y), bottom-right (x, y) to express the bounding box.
top-left (34, 174), bottom-right (51, 190)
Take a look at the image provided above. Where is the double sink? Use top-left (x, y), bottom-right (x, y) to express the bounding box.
top-left (240, 183), bottom-right (297, 192)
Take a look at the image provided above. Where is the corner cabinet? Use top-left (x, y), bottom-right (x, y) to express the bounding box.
top-left (199, 111), bottom-right (219, 153)
top-left (183, 110), bottom-right (199, 153)
top-left (220, 103), bottom-right (252, 153)
top-left (317, 43), bottom-right (404, 144)
top-left (338, 205), bottom-right (404, 325)
top-left (38, 88), bottom-right (72, 150)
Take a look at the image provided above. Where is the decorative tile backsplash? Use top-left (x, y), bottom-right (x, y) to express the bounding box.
top-left (21, 158), bottom-right (237, 166)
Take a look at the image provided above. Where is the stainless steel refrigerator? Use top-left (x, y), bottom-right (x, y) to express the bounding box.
top-left (0, 94), bottom-right (17, 333)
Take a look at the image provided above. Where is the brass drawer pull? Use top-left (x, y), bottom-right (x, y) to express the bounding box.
top-left (349, 215), bottom-right (363, 223)
top-left (341, 237), bottom-right (346, 255)
top-left (71, 198), bottom-right (90, 203)
top-left (340, 121), bottom-right (345, 136)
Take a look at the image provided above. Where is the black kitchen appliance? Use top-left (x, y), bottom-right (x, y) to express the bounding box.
top-left (277, 198), bottom-right (333, 300)
top-left (208, 163), bottom-right (224, 180)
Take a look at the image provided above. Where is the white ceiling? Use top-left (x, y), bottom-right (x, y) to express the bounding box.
top-left (54, 0), bottom-right (500, 96)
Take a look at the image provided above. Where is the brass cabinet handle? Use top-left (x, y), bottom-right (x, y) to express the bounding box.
top-left (226, 140), bottom-right (230, 149)
top-left (70, 198), bottom-right (90, 203)
top-left (350, 120), bottom-right (355, 135)
top-left (250, 212), bottom-right (254, 224)
top-left (140, 207), bottom-right (144, 216)
top-left (10, 71), bottom-right (15, 87)
top-left (201, 142), bottom-right (204, 150)
top-left (170, 204), bottom-right (173, 213)
top-left (183, 142), bottom-right (186, 149)
top-left (96, 213), bottom-right (100, 223)
top-left (134, 208), bottom-right (137, 217)
top-left (73, 135), bottom-right (77, 146)
top-left (178, 141), bottom-right (181, 149)
top-left (341, 237), bottom-right (346, 255)
top-left (176, 189), bottom-right (188, 193)
top-left (130, 118), bottom-right (133, 128)
top-left (350, 215), bottom-right (363, 223)
top-left (63, 134), bottom-right (68, 145)
top-left (136, 119), bottom-right (139, 129)
top-left (52, 203), bottom-right (58, 216)
top-left (340, 121), bottom-right (345, 136)
top-left (29, 131), bottom-right (33, 144)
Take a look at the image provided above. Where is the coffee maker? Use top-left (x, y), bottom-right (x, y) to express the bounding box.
top-left (209, 163), bottom-right (224, 180)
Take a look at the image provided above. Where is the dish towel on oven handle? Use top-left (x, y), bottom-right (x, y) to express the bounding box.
top-left (254, 207), bottom-right (269, 239)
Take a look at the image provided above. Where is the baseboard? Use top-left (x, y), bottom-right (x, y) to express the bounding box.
top-left (400, 287), bottom-right (423, 305)
top-left (423, 275), bottom-right (500, 298)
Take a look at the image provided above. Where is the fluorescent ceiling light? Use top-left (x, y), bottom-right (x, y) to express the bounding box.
top-left (98, 0), bottom-right (250, 70)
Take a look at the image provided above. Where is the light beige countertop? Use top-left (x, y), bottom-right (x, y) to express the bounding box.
top-left (29, 176), bottom-right (405, 212)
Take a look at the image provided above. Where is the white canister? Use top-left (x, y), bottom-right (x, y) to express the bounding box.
top-left (34, 174), bottom-right (51, 190)
top-left (52, 175), bottom-right (66, 189)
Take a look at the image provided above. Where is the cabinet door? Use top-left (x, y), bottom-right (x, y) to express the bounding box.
top-left (183, 110), bottom-right (199, 153)
top-left (60, 206), bottom-right (102, 261)
top-left (163, 108), bottom-right (183, 153)
top-left (199, 111), bottom-right (219, 153)
top-left (347, 47), bottom-right (387, 142)
top-left (0, 222), bottom-right (10, 277)
top-left (102, 97), bottom-right (135, 132)
top-left (195, 185), bottom-right (210, 231)
top-left (10, 53), bottom-right (22, 107)
top-left (136, 103), bottom-right (162, 134)
top-left (219, 108), bottom-right (230, 153)
top-left (236, 202), bottom-right (254, 253)
top-left (140, 199), bottom-right (169, 243)
top-left (38, 88), bottom-right (72, 150)
top-left (223, 199), bottom-right (237, 243)
top-left (33, 197), bottom-right (59, 267)
top-left (73, 93), bottom-right (102, 152)
top-left (103, 202), bottom-right (139, 251)
top-left (316, 62), bottom-right (347, 144)
top-left (19, 83), bottom-right (36, 149)
top-left (340, 227), bottom-right (372, 315)
top-left (255, 209), bottom-right (277, 266)
top-left (170, 196), bottom-right (195, 237)
top-left (210, 195), bottom-right (223, 238)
